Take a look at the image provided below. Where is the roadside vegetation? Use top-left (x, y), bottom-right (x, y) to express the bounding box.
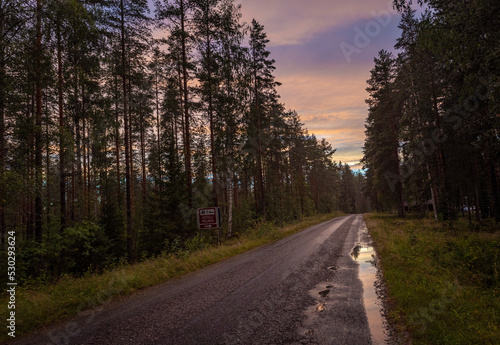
top-left (365, 213), bottom-right (500, 345)
top-left (0, 212), bottom-right (344, 343)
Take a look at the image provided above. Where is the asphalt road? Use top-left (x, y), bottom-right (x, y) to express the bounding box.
top-left (12, 214), bottom-right (385, 345)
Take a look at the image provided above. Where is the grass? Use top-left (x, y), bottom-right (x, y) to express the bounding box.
top-left (365, 213), bottom-right (500, 345)
top-left (1, 211), bottom-right (344, 343)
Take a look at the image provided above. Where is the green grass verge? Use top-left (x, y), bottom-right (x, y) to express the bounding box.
top-left (1, 212), bottom-right (344, 343)
top-left (364, 213), bottom-right (500, 345)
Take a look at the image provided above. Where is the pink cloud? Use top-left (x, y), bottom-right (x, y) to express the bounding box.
top-left (235, 0), bottom-right (401, 166)
top-left (238, 0), bottom-right (396, 46)
top-left (273, 65), bottom-right (371, 163)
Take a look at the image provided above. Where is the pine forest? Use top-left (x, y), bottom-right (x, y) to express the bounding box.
top-left (363, 0), bottom-right (500, 224)
top-left (0, 0), bottom-right (367, 282)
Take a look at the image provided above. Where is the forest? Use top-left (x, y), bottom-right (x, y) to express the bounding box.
top-left (0, 0), bottom-right (367, 283)
top-left (363, 0), bottom-right (500, 222)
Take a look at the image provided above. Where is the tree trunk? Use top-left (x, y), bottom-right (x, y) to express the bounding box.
top-left (427, 163), bottom-right (439, 221)
top-left (180, 0), bottom-right (192, 207)
top-left (57, 21), bottom-right (66, 232)
top-left (71, 147), bottom-right (75, 222)
top-left (34, 0), bottom-right (43, 243)
top-left (45, 95), bottom-right (51, 225)
top-left (28, 102), bottom-right (35, 239)
top-left (82, 85), bottom-right (87, 220)
top-left (227, 168), bottom-right (233, 238)
top-left (177, 66), bottom-right (184, 166)
top-left (459, 186), bottom-right (465, 218)
top-left (114, 67), bottom-right (121, 200)
top-left (253, 50), bottom-right (265, 219)
top-left (431, 77), bottom-right (452, 221)
top-left (155, 64), bottom-right (161, 192)
top-left (127, 74), bottom-right (135, 217)
top-left (474, 182), bottom-right (481, 223)
top-left (473, 158), bottom-right (482, 222)
top-left (0, 5), bottom-right (6, 243)
top-left (465, 180), bottom-right (472, 225)
top-left (120, 0), bottom-right (134, 262)
top-left (87, 118), bottom-right (91, 218)
top-left (205, 5), bottom-right (217, 207)
top-left (395, 146), bottom-right (405, 218)
top-left (140, 103), bottom-right (146, 203)
top-left (75, 83), bottom-right (81, 222)
top-left (233, 171), bottom-right (238, 209)
top-left (493, 162), bottom-right (500, 224)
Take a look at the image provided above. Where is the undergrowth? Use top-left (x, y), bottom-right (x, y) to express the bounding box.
top-left (365, 213), bottom-right (500, 345)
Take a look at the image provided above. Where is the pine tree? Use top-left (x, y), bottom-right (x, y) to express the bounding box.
top-left (192, 0), bottom-right (220, 206)
top-left (0, 0), bottom-right (29, 242)
top-left (364, 50), bottom-right (405, 217)
top-left (365, 0), bottom-right (500, 223)
top-left (156, 0), bottom-right (195, 208)
top-left (247, 19), bottom-right (281, 219)
top-left (212, 0), bottom-right (245, 236)
top-left (107, 0), bottom-right (151, 261)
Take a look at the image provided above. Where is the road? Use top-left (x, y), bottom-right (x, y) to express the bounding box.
top-left (12, 214), bottom-right (388, 345)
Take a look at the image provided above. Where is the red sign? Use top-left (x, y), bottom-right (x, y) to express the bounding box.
top-left (197, 207), bottom-right (221, 229)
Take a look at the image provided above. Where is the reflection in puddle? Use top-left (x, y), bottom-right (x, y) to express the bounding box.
top-left (316, 303), bottom-right (326, 312)
top-left (300, 302), bottom-right (326, 337)
top-left (351, 244), bottom-right (361, 259)
top-left (299, 282), bottom-right (332, 336)
top-left (351, 244), bottom-right (388, 344)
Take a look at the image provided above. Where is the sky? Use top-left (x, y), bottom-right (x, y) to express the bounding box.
top-left (237, 0), bottom-right (403, 170)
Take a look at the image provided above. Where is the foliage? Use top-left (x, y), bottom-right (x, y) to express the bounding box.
top-left (55, 221), bottom-right (111, 275)
top-left (364, 1), bottom-right (500, 223)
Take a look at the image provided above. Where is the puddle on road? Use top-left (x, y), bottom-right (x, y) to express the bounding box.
top-left (298, 220), bottom-right (390, 343)
top-left (318, 290), bottom-right (330, 298)
top-left (351, 244), bottom-right (388, 344)
top-left (299, 282), bottom-right (333, 336)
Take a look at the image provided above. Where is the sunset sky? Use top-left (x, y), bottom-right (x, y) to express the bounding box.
top-left (237, 0), bottom-right (402, 170)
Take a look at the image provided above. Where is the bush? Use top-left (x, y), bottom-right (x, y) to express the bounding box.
top-left (55, 221), bottom-right (110, 276)
top-left (184, 233), bottom-right (209, 254)
top-left (11, 240), bottom-right (48, 285)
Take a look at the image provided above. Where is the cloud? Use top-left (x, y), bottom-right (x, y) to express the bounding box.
top-left (332, 145), bottom-right (366, 164)
top-left (271, 67), bottom-right (371, 161)
top-left (274, 69), bottom-right (369, 166)
top-left (238, 0), bottom-right (397, 46)
top-left (268, 17), bottom-right (402, 73)
top-left (275, 68), bottom-right (370, 115)
top-left (236, 0), bottom-right (402, 168)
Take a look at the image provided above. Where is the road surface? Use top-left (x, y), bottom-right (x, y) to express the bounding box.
top-left (12, 214), bottom-right (389, 345)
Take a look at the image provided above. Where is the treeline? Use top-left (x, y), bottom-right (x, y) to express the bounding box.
top-left (363, 0), bottom-right (500, 222)
top-left (0, 0), bottom-right (366, 281)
